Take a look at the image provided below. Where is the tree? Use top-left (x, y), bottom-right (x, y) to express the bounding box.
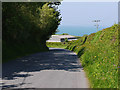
top-left (2, 2), bottom-right (61, 43)
top-left (62, 33), bottom-right (69, 35)
top-left (39, 3), bottom-right (61, 40)
top-left (2, 2), bottom-right (62, 61)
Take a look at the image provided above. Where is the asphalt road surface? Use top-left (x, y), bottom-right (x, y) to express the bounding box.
top-left (1, 48), bottom-right (89, 89)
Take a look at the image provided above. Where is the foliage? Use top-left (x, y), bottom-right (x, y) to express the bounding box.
top-left (62, 33), bottom-right (69, 35)
top-left (3, 40), bottom-right (48, 62)
top-left (66, 24), bottom-right (119, 88)
top-left (39, 3), bottom-right (61, 40)
top-left (64, 38), bottom-right (68, 42)
top-left (2, 2), bottom-right (61, 62)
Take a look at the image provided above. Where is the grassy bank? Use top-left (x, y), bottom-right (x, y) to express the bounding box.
top-left (66, 24), bottom-right (119, 88)
top-left (46, 42), bottom-right (69, 49)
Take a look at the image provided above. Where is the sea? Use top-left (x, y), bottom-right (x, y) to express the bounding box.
top-left (57, 26), bottom-right (107, 36)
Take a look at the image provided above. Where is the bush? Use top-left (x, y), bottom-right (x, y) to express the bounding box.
top-left (62, 33), bottom-right (69, 35)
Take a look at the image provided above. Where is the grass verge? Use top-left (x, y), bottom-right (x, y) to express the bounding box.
top-left (66, 24), bottom-right (119, 88)
top-left (46, 42), bottom-right (69, 49)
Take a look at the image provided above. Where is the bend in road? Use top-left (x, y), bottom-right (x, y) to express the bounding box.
top-left (1, 48), bottom-right (89, 89)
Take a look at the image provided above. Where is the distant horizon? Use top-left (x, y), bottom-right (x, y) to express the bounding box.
top-left (58, 25), bottom-right (113, 28)
top-left (57, 2), bottom-right (118, 36)
top-left (57, 25), bottom-right (107, 36)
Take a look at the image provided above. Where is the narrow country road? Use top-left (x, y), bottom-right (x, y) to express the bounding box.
top-left (1, 48), bottom-right (89, 89)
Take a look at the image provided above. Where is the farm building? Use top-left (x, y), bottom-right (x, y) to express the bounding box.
top-left (46, 35), bottom-right (78, 42)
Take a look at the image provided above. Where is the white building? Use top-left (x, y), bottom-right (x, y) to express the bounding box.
top-left (47, 35), bottom-right (78, 42)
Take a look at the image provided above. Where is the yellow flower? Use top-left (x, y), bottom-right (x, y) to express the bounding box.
top-left (97, 64), bottom-right (99, 66)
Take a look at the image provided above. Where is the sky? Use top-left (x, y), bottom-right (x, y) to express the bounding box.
top-left (58, 1), bottom-right (118, 28)
top-left (62, 0), bottom-right (119, 2)
top-left (2, 0), bottom-right (119, 2)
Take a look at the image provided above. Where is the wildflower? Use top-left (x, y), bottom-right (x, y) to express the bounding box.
top-left (97, 64), bottom-right (100, 67)
top-left (113, 64), bottom-right (116, 66)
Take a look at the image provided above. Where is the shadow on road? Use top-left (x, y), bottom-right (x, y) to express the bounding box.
top-left (2, 48), bottom-right (83, 89)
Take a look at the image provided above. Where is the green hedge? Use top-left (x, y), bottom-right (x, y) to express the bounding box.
top-left (3, 40), bottom-right (48, 62)
top-left (2, 2), bottom-right (61, 62)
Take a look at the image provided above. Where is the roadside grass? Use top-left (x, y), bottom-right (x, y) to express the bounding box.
top-left (66, 24), bottom-right (119, 88)
top-left (46, 42), bottom-right (69, 49)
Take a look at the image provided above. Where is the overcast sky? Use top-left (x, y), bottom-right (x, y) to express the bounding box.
top-left (59, 2), bottom-right (118, 27)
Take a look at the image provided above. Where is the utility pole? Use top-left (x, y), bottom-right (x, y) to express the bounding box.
top-left (92, 20), bottom-right (100, 31)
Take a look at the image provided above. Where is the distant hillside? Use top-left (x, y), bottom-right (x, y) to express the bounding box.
top-left (66, 24), bottom-right (119, 88)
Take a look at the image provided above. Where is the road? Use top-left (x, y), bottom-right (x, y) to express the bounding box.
top-left (1, 48), bottom-right (89, 89)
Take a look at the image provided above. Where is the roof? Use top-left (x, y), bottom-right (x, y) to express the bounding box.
top-left (46, 35), bottom-right (77, 42)
top-left (51, 35), bottom-right (75, 38)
